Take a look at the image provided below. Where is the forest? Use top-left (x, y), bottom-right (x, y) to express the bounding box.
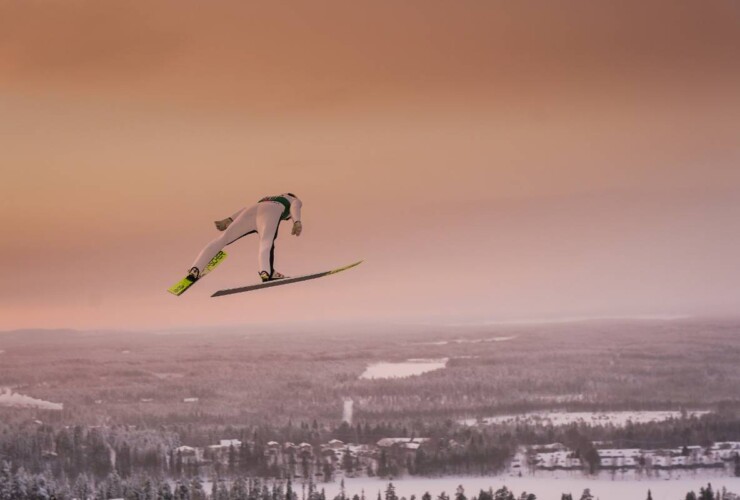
top-left (1, 319), bottom-right (739, 496)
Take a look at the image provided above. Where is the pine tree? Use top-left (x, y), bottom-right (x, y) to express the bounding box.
top-left (142, 477), bottom-right (156, 500)
top-left (216, 479), bottom-right (231, 500)
top-left (386, 483), bottom-right (399, 500)
top-left (174, 480), bottom-right (190, 500)
top-left (0, 462), bottom-right (13, 500)
top-left (647, 489), bottom-right (653, 500)
top-left (12, 468), bottom-right (29, 500)
top-left (455, 485), bottom-right (467, 500)
top-left (28, 474), bottom-right (49, 500)
top-left (231, 476), bottom-right (249, 500)
top-left (190, 476), bottom-right (206, 500)
top-left (493, 487), bottom-right (514, 500)
top-left (156, 480), bottom-right (174, 500)
top-left (106, 470), bottom-right (124, 499)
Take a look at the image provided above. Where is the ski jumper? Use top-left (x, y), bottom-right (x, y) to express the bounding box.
top-left (191, 194), bottom-right (302, 277)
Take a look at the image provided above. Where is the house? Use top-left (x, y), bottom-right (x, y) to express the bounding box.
top-left (265, 441), bottom-right (281, 466)
top-left (376, 437), bottom-right (430, 449)
top-left (535, 451), bottom-right (582, 470)
top-left (175, 446), bottom-right (201, 465)
top-left (328, 439), bottom-right (345, 450)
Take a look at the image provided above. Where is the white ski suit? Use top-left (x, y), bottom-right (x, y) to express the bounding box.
top-left (191, 194), bottom-right (302, 277)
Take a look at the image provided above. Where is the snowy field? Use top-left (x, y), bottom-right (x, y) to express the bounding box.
top-left (0, 387), bottom-right (63, 410)
top-left (360, 359), bottom-right (449, 379)
top-left (322, 475), bottom-right (740, 500)
top-left (459, 411), bottom-right (710, 427)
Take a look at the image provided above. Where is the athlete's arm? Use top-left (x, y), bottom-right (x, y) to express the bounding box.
top-left (289, 198), bottom-right (302, 223)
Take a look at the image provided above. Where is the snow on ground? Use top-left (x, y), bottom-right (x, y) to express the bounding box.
top-left (0, 387), bottom-right (63, 410)
top-left (459, 411), bottom-right (710, 427)
top-left (322, 475), bottom-right (740, 500)
top-left (360, 359), bottom-right (448, 380)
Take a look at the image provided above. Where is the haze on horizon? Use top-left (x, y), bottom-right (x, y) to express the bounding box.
top-left (1, 1), bottom-right (739, 330)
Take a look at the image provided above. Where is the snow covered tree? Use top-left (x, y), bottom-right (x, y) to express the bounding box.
top-left (28, 474), bottom-right (49, 500)
top-left (579, 489), bottom-right (594, 500)
top-left (11, 468), bottom-right (29, 500)
top-left (493, 487), bottom-right (514, 500)
top-left (385, 483), bottom-right (399, 500)
top-left (0, 462), bottom-right (12, 500)
top-left (141, 477), bottom-right (156, 500)
top-left (455, 485), bottom-right (467, 500)
top-left (190, 476), bottom-right (206, 500)
top-left (158, 481), bottom-right (174, 500)
top-left (174, 479), bottom-right (189, 500)
top-left (478, 489), bottom-right (493, 500)
top-left (105, 470), bottom-right (124, 499)
top-left (231, 476), bottom-right (248, 500)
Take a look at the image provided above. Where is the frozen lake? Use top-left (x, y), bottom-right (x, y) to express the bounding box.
top-left (420, 336), bottom-right (516, 346)
top-left (360, 359), bottom-right (448, 380)
top-left (0, 387), bottom-right (63, 410)
top-left (324, 475), bottom-right (740, 500)
top-left (459, 410), bottom-right (710, 427)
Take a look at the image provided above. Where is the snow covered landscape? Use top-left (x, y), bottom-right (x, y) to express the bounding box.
top-left (0, 320), bottom-right (738, 499)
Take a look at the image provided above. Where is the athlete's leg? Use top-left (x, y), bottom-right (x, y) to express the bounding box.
top-left (256, 202), bottom-right (284, 277)
top-left (190, 205), bottom-right (258, 275)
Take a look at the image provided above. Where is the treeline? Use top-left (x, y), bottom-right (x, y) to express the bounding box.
top-left (0, 419), bottom-right (514, 481)
top-left (0, 464), bottom-right (736, 500)
top-left (508, 411), bottom-right (740, 450)
top-left (2, 412), bottom-right (740, 482)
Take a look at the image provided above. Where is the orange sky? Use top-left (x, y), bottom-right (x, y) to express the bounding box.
top-left (1, 1), bottom-right (740, 330)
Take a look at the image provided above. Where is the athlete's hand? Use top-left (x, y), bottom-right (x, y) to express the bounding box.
top-left (214, 218), bottom-right (233, 231)
top-left (291, 220), bottom-right (302, 236)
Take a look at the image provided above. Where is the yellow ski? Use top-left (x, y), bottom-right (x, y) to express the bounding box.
top-left (167, 251), bottom-right (227, 296)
